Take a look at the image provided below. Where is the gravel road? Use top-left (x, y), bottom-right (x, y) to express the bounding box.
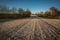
top-left (0, 16), bottom-right (60, 40)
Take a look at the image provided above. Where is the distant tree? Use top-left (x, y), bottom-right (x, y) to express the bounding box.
top-left (25, 8), bottom-right (31, 17)
top-left (18, 8), bottom-right (31, 17)
top-left (18, 8), bottom-right (24, 16)
top-left (11, 7), bottom-right (17, 14)
top-left (50, 7), bottom-right (58, 16)
top-left (40, 12), bottom-right (43, 14)
top-left (44, 11), bottom-right (50, 17)
top-left (0, 5), bottom-right (9, 14)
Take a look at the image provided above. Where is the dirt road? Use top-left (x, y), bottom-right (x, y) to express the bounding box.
top-left (0, 16), bottom-right (60, 40)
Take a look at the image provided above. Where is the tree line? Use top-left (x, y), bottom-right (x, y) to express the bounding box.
top-left (0, 5), bottom-right (31, 19)
top-left (36, 7), bottom-right (60, 19)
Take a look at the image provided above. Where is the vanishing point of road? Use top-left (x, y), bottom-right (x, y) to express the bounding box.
top-left (0, 15), bottom-right (60, 40)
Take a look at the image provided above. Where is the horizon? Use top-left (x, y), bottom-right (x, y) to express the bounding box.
top-left (0, 0), bottom-right (60, 13)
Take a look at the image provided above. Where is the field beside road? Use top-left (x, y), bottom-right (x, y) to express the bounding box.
top-left (0, 15), bottom-right (60, 40)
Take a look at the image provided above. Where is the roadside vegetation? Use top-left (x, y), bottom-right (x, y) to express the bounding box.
top-left (0, 5), bottom-right (31, 19)
top-left (0, 5), bottom-right (31, 22)
top-left (36, 7), bottom-right (60, 19)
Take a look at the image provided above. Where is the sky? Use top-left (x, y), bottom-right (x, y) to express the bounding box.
top-left (0, 0), bottom-right (60, 13)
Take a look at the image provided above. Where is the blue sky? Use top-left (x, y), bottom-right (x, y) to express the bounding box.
top-left (0, 0), bottom-right (60, 13)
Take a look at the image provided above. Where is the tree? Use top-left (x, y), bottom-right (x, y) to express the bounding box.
top-left (11, 7), bottom-right (17, 14)
top-left (18, 8), bottom-right (24, 16)
top-left (25, 8), bottom-right (31, 17)
top-left (18, 8), bottom-right (31, 17)
top-left (50, 7), bottom-right (58, 16)
top-left (0, 5), bottom-right (9, 14)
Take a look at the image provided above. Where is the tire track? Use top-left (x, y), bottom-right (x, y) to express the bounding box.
top-left (41, 20), bottom-right (60, 36)
top-left (38, 19), bottom-right (60, 40)
top-left (6, 19), bottom-right (35, 40)
top-left (38, 20), bottom-right (47, 40)
top-left (0, 19), bottom-right (33, 40)
top-left (33, 19), bottom-right (42, 40)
